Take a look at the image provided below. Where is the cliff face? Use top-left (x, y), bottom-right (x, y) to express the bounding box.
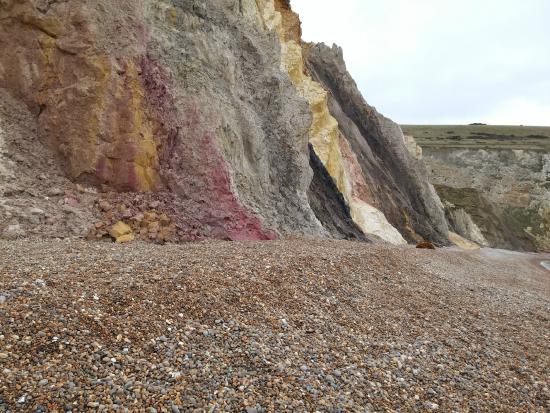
top-left (0, 0), bottom-right (448, 244)
top-left (422, 147), bottom-right (550, 251)
top-left (304, 44), bottom-right (449, 245)
top-left (0, 0), bottom-right (321, 241)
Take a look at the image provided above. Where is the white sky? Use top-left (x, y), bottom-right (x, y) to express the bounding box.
top-left (291, 0), bottom-right (550, 126)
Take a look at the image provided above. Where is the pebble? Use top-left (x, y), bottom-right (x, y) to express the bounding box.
top-left (28, 207), bottom-right (45, 215)
top-left (48, 187), bottom-right (64, 196)
top-left (424, 401), bottom-right (439, 410)
top-left (0, 239), bottom-right (547, 412)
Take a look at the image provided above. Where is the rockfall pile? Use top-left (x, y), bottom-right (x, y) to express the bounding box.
top-left (0, 0), bottom-right (449, 244)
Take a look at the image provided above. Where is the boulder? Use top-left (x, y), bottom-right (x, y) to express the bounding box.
top-left (109, 221), bottom-right (134, 243)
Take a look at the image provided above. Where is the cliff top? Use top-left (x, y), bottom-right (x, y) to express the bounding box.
top-left (402, 124), bottom-right (550, 151)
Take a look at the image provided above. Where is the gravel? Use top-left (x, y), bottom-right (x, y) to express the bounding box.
top-left (0, 238), bottom-right (549, 412)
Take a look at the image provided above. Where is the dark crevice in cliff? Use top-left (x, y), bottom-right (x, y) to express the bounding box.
top-left (307, 144), bottom-right (370, 242)
top-left (304, 43), bottom-right (449, 245)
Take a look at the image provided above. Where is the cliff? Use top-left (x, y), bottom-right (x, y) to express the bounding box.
top-left (403, 125), bottom-right (550, 252)
top-left (0, 0), bottom-right (448, 245)
top-left (304, 44), bottom-right (449, 245)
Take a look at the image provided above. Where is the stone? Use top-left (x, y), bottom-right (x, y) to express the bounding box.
top-left (109, 222), bottom-right (134, 243)
top-left (64, 196), bottom-right (80, 207)
top-left (121, 209), bottom-right (133, 219)
top-left (2, 223), bottom-right (25, 240)
top-left (48, 187), bottom-right (64, 196)
top-left (143, 212), bottom-right (158, 223)
top-left (416, 242), bottom-right (436, 250)
top-left (424, 401), bottom-right (439, 410)
top-left (28, 214), bottom-right (40, 224)
top-left (116, 233), bottom-right (135, 244)
top-left (28, 207), bottom-right (45, 215)
top-left (147, 221), bottom-right (160, 234)
top-left (159, 213), bottom-right (171, 225)
top-left (99, 201), bottom-right (112, 212)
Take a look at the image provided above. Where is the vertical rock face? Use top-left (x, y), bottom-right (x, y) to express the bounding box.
top-left (262, 0), bottom-right (412, 245)
top-left (304, 44), bottom-right (449, 245)
top-left (0, 0), bottom-right (450, 244)
top-left (0, 0), bottom-right (323, 240)
top-left (423, 147), bottom-right (550, 251)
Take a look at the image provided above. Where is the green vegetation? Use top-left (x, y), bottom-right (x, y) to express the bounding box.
top-left (433, 184), bottom-right (539, 251)
top-left (401, 125), bottom-right (550, 151)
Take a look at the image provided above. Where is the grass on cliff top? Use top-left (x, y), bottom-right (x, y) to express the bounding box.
top-left (401, 124), bottom-right (550, 151)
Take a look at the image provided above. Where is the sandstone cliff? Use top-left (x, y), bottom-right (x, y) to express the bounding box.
top-left (0, 0), bottom-right (449, 245)
top-left (304, 44), bottom-right (449, 245)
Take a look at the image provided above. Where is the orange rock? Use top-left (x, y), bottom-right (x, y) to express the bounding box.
top-left (416, 242), bottom-right (436, 250)
top-left (147, 221), bottom-right (160, 233)
top-left (98, 200), bottom-right (112, 212)
top-left (144, 211), bottom-right (158, 222)
top-left (109, 221), bottom-right (134, 243)
top-left (116, 233), bottom-right (135, 244)
top-left (159, 213), bottom-right (171, 225)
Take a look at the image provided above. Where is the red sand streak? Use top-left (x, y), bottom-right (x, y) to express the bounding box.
top-left (138, 55), bottom-right (276, 241)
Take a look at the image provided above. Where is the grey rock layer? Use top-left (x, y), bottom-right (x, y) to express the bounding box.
top-left (305, 43), bottom-right (449, 244)
top-left (424, 147), bottom-right (550, 251)
top-left (141, 0), bottom-right (325, 236)
top-left (0, 89), bottom-right (99, 239)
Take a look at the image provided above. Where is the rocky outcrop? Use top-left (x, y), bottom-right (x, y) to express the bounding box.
top-left (258, 0), bottom-right (407, 244)
top-left (259, 1), bottom-right (448, 245)
top-left (304, 44), bottom-right (449, 245)
top-left (0, 0), bottom-right (450, 245)
top-left (0, 88), bottom-right (99, 240)
top-left (0, 0), bottom-right (321, 241)
top-left (422, 147), bottom-right (550, 251)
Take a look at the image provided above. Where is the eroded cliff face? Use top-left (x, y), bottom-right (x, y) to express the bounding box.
top-left (304, 44), bottom-right (449, 245)
top-left (0, 0), bottom-right (449, 245)
top-left (0, 0), bottom-right (325, 241)
top-left (422, 147), bottom-right (550, 251)
top-left (258, 0), bottom-right (421, 245)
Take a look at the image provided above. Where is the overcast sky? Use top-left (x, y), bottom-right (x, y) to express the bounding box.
top-left (292, 0), bottom-right (550, 126)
